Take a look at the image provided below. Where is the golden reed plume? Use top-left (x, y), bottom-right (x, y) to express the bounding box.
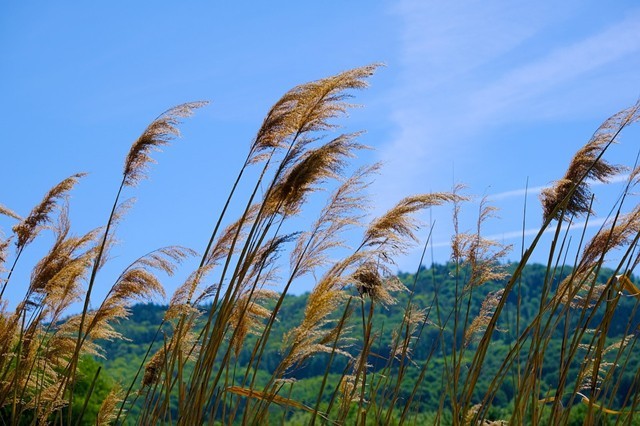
top-left (541, 102), bottom-right (640, 221)
top-left (123, 101), bottom-right (208, 186)
top-left (13, 173), bottom-right (86, 249)
top-left (249, 64), bottom-right (380, 163)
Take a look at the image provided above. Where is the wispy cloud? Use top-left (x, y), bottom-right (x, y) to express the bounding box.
top-left (467, 10), bottom-right (640, 125)
top-left (428, 216), bottom-right (609, 249)
top-left (488, 173), bottom-right (631, 201)
top-left (375, 2), bottom-right (640, 218)
top-left (392, 2), bottom-right (558, 93)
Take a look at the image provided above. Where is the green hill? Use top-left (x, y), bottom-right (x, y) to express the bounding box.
top-left (96, 262), bottom-right (640, 423)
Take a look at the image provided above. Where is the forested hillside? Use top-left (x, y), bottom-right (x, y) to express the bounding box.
top-left (97, 262), bottom-right (640, 424)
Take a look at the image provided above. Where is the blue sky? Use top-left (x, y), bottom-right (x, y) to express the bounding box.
top-left (2, 2), bottom-right (640, 303)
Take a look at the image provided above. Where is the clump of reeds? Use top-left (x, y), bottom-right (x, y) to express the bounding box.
top-left (0, 99), bottom-right (205, 424)
top-left (2, 66), bottom-right (640, 425)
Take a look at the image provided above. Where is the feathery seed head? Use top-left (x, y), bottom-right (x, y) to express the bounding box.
top-left (206, 205), bottom-right (259, 266)
top-left (579, 336), bottom-right (633, 392)
top-left (229, 289), bottom-right (278, 357)
top-left (166, 265), bottom-right (213, 320)
top-left (451, 198), bottom-right (511, 289)
top-left (142, 348), bottom-right (165, 388)
top-left (107, 246), bottom-right (194, 305)
top-left (352, 262), bottom-right (407, 306)
top-left (124, 101), bottom-right (208, 186)
top-left (0, 204), bottom-right (21, 221)
top-left (249, 64), bottom-right (380, 162)
top-left (464, 289), bottom-right (505, 347)
top-left (579, 206), bottom-right (640, 271)
top-left (28, 207), bottom-right (99, 307)
top-left (339, 374), bottom-right (364, 405)
top-left (555, 270), bottom-right (604, 309)
top-left (390, 303), bottom-right (427, 361)
top-left (0, 236), bottom-right (10, 273)
top-left (0, 302), bottom-right (18, 359)
top-left (47, 313), bottom-right (119, 363)
top-left (282, 273), bottom-right (351, 370)
top-left (97, 385), bottom-right (124, 426)
top-left (265, 134), bottom-right (366, 216)
top-left (364, 192), bottom-right (462, 254)
top-left (290, 165), bottom-right (376, 280)
top-left (81, 247), bottom-right (193, 350)
top-left (142, 329), bottom-right (198, 388)
top-left (13, 173), bottom-right (86, 249)
top-left (240, 234), bottom-right (295, 292)
top-left (541, 102), bottom-right (640, 222)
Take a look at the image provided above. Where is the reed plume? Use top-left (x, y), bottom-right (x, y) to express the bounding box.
top-left (249, 65), bottom-right (379, 163)
top-left (166, 205), bottom-right (259, 315)
top-left (338, 373), bottom-right (365, 406)
top-left (352, 261), bottom-right (406, 306)
top-left (123, 101), bottom-right (208, 187)
top-left (0, 303), bottom-right (19, 377)
top-left (0, 236), bottom-right (9, 273)
top-left (464, 289), bottom-right (505, 347)
top-left (540, 101), bottom-right (640, 222)
top-left (13, 173), bottom-right (86, 250)
top-left (0, 205), bottom-right (21, 221)
top-left (205, 205), bottom-right (259, 267)
top-left (265, 133), bottom-right (366, 216)
top-left (581, 205), bottom-right (640, 269)
top-left (261, 168), bottom-right (376, 383)
top-left (28, 385), bottom-right (68, 423)
top-left (451, 197), bottom-right (511, 290)
top-left (464, 403), bottom-right (508, 425)
top-left (165, 265), bottom-right (213, 320)
top-left (578, 335), bottom-right (633, 392)
top-left (364, 192), bottom-right (461, 256)
top-left (281, 273), bottom-right (351, 371)
top-left (142, 329), bottom-right (198, 389)
top-left (86, 246), bottom-right (193, 337)
top-left (0, 302), bottom-right (16, 353)
top-left (28, 207), bottom-right (100, 311)
top-left (142, 348), bottom-right (165, 389)
top-left (556, 270), bottom-right (605, 309)
top-left (97, 385), bottom-right (123, 426)
top-left (51, 312), bottom-right (123, 361)
top-left (229, 289), bottom-right (278, 357)
top-left (556, 206), bottom-right (640, 308)
top-left (291, 164), bottom-right (375, 280)
top-left (350, 189), bottom-right (461, 357)
top-left (390, 303), bottom-right (427, 362)
top-left (239, 234), bottom-right (294, 295)
top-left (242, 164), bottom-right (377, 419)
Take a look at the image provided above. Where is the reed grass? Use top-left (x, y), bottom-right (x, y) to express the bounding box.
top-left (1, 65), bottom-right (640, 425)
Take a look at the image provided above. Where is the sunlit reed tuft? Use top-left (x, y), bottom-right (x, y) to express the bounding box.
top-left (540, 102), bottom-right (640, 221)
top-left (123, 101), bottom-right (208, 186)
top-left (464, 289), bottom-right (504, 347)
top-left (13, 173), bottom-right (86, 249)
